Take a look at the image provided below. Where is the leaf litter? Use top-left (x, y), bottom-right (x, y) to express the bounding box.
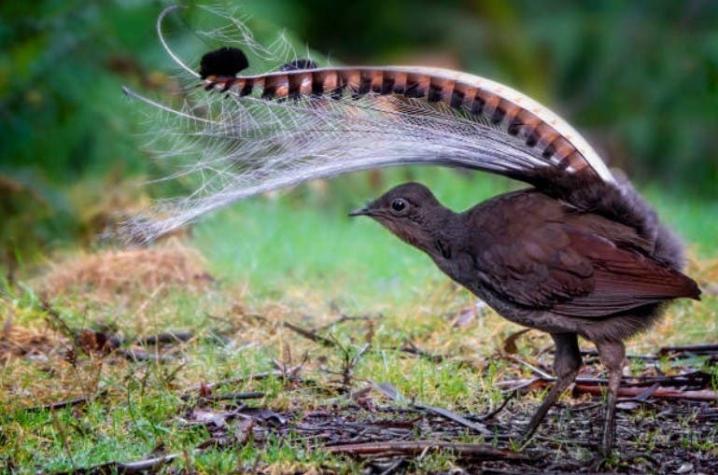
top-left (1, 252), bottom-right (717, 473)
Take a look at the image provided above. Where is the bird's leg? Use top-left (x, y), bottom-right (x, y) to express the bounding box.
top-left (595, 339), bottom-right (625, 455)
top-left (522, 332), bottom-right (581, 443)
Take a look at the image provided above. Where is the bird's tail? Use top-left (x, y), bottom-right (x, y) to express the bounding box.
top-left (561, 172), bottom-right (686, 270)
top-left (124, 6), bottom-right (623, 243)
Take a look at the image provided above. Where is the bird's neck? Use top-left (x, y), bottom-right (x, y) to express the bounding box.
top-left (416, 206), bottom-right (463, 260)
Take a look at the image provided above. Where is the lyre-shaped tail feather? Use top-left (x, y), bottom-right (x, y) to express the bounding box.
top-left (205, 65), bottom-right (615, 182)
top-left (123, 9), bottom-right (614, 243)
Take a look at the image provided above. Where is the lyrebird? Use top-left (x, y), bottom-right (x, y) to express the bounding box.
top-left (125, 6), bottom-right (700, 455)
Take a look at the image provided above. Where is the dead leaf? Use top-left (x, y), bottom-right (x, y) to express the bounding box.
top-left (185, 408), bottom-right (230, 428)
top-left (502, 328), bottom-right (531, 355)
top-left (199, 383), bottom-right (212, 399)
top-left (451, 306), bottom-right (475, 328)
top-left (234, 418), bottom-right (254, 445)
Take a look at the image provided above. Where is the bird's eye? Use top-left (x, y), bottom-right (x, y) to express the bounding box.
top-left (391, 199), bottom-right (407, 213)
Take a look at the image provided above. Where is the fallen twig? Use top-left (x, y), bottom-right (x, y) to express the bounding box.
top-left (23, 391), bottom-right (108, 413)
top-left (55, 452), bottom-right (181, 474)
top-left (505, 355), bottom-right (554, 380)
top-left (479, 390), bottom-right (518, 421)
top-left (658, 343), bottom-right (718, 356)
top-left (117, 348), bottom-right (175, 363)
top-left (413, 403), bottom-right (492, 435)
top-left (194, 391), bottom-right (265, 403)
top-left (283, 321), bottom-right (337, 348)
top-left (396, 341), bottom-right (445, 363)
top-left (325, 440), bottom-right (526, 461)
top-left (496, 377), bottom-right (546, 392)
top-left (183, 366), bottom-right (303, 396)
top-left (315, 314), bottom-right (371, 332)
top-left (579, 349), bottom-right (657, 362)
top-left (113, 453), bottom-right (180, 473)
top-left (499, 372), bottom-right (716, 402)
top-left (574, 384), bottom-right (717, 402)
top-left (632, 383), bottom-right (661, 402)
top-left (136, 331), bottom-right (193, 346)
top-left (373, 381), bottom-right (491, 435)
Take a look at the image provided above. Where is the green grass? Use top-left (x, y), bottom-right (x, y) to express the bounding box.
top-left (0, 283), bottom-right (509, 473)
top-left (1, 171), bottom-right (717, 473)
top-left (192, 168), bottom-right (514, 307)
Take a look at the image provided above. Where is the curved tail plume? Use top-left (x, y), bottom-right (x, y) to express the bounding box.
top-left (122, 6), bottom-right (614, 242)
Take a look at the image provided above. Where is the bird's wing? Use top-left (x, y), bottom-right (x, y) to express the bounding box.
top-left (122, 9), bottom-right (618, 241)
top-left (550, 230), bottom-right (700, 316)
top-left (476, 220), bottom-right (699, 318)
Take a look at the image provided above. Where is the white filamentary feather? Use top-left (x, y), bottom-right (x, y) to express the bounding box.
top-left (122, 6), bottom-right (613, 243)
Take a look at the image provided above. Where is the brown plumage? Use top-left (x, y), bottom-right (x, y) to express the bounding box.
top-left (131, 34), bottom-right (701, 455)
top-left (200, 52), bottom-right (701, 453)
top-left (350, 181), bottom-right (700, 454)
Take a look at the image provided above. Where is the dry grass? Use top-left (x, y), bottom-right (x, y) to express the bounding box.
top-left (0, 320), bottom-right (66, 364)
top-left (2, 242), bottom-right (716, 473)
top-left (37, 240), bottom-right (212, 302)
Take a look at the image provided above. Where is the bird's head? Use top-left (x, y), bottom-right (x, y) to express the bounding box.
top-left (349, 182), bottom-right (452, 252)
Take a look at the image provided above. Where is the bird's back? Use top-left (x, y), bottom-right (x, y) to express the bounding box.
top-left (460, 188), bottom-right (700, 319)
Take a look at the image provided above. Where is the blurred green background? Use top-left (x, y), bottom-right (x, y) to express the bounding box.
top-left (1, 0), bottom-right (717, 279)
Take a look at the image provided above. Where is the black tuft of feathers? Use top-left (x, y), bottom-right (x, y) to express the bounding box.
top-left (199, 47), bottom-right (249, 78)
top-left (279, 59), bottom-right (318, 71)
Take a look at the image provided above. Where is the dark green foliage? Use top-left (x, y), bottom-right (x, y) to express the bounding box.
top-left (292, 0), bottom-right (718, 192)
top-left (0, 1), bottom-right (158, 179)
top-left (1, 0), bottom-right (716, 262)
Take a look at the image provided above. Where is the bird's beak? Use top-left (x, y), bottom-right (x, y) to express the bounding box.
top-left (348, 206), bottom-right (371, 217)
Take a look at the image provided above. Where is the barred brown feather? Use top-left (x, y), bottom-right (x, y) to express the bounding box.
top-left (122, 6), bottom-right (620, 242)
top-left (205, 66), bottom-right (615, 185)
